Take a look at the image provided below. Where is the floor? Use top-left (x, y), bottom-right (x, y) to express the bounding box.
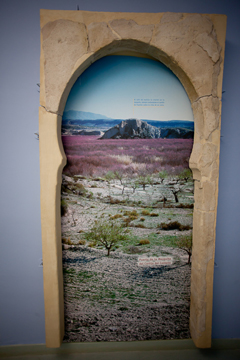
top-left (0, 339), bottom-right (240, 360)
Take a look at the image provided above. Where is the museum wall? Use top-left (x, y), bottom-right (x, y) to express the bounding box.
top-left (0, 0), bottom-right (239, 346)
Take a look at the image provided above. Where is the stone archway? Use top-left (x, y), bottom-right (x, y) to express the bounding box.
top-left (39, 9), bottom-right (227, 348)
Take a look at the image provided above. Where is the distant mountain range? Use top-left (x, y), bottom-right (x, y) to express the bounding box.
top-left (63, 110), bottom-right (112, 121)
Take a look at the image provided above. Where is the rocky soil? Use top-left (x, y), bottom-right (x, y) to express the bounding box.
top-left (63, 246), bottom-right (191, 343)
top-left (61, 175), bottom-right (193, 342)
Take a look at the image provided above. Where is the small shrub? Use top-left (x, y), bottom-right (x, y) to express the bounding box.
top-left (134, 224), bottom-right (146, 228)
top-left (139, 239), bottom-right (150, 245)
top-left (62, 237), bottom-right (74, 245)
top-left (75, 182), bottom-right (87, 196)
top-left (78, 239), bottom-right (86, 245)
top-left (122, 217), bottom-right (132, 227)
top-left (124, 210), bottom-right (138, 217)
top-left (110, 214), bottom-right (123, 220)
top-left (158, 221), bottom-right (192, 231)
top-left (61, 199), bottom-right (68, 216)
top-left (87, 191), bottom-right (93, 199)
top-left (140, 217), bottom-right (145, 221)
top-left (150, 213), bottom-right (159, 217)
top-left (141, 210), bottom-right (150, 216)
top-left (128, 215), bottom-right (138, 221)
top-left (180, 224), bottom-right (192, 230)
top-left (109, 197), bottom-right (122, 204)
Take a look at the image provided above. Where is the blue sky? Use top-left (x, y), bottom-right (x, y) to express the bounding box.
top-left (64, 55), bottom-right (193, 121)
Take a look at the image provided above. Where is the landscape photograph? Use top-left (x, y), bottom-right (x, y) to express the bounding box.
top-left (61, 56), bottom-right (194, 342)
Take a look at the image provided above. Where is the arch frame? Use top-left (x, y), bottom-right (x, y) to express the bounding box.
top-left (39, 9), bottom-right (227, 348)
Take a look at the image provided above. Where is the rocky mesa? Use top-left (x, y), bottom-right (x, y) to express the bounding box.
top-left (100, 119), bottom-right (193, 139)
top-left (101, 119), bottom-right (161, 139)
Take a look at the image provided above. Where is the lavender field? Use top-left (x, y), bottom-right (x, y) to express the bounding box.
top-left (62, 136), bottom-right (193, 178)
top-left (61, 135), bottom-right (194, 342)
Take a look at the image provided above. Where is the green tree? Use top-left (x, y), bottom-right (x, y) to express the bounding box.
top-left (104, 171), bottom-right (116, 197)
top-left (85, 219), bottom-right (129, 256)
top-left (136, 175), bottom-right (152, 191)
top-left (178, 168), bottom-right (193, 182)
top-left (158, 170), bottom-right (168, 183)
top-left (176, 235), bottom-right (192, 264)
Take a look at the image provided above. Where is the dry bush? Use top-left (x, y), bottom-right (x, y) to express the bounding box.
top-left (159, 221), bottom-right (192, 231)
top-left (150, 213), bottom-right (159, 217)
top-left (134, 224), bottom-right (146, 228)
top-left (110, 214), bottom-right (123, 220)
top-left (62, 237), bottom-right (74, 245)
top-left (122, 218), bottom-right (132, 227)
top-left (109, 197), bottom-right (123, 204)
top-left (139, 239), bottom-right (150, 245)
top-left (176, 203), bottom-right (194, 209)
top-left (141, 209), bottom-right (151, 216)
top-left (78, 239), bottom-right (86, 245)
top-left (128, 215), bottom-right (138, 221)
top-left (61, 199), bottom-right (68, 216)
top-left (124, 210), bottom-right (138, 217)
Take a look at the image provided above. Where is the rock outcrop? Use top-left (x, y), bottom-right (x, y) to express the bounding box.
top-left (101, 119), bottom-right (161, 139)
top-left (100, 119), bottom-right (193, 139)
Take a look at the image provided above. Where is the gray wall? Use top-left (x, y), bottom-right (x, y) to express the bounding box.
top-left (0, 0), bottom-right (239, 346)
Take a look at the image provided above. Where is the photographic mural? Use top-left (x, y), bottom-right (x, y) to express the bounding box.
top-left (61, 55), bottom-right (194, 342)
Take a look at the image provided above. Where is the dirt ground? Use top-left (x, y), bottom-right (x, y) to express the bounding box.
top-left (61, 174), bottom-right (193, 342)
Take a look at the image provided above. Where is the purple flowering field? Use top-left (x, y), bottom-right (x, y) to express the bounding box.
top-left (62, 136), bottom-right (193, 178)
